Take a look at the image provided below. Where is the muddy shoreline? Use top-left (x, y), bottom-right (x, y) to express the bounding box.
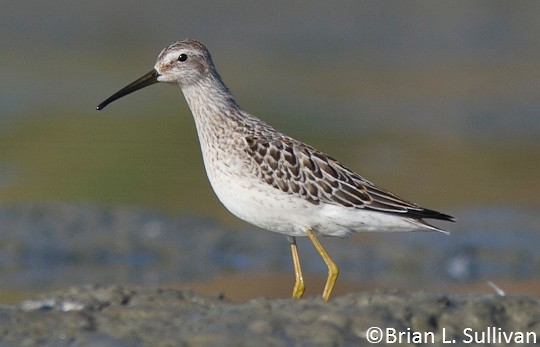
top-left (1, 284), bottom-right (538, 346)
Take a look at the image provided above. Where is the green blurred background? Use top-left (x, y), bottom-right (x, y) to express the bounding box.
top-left (1, 1), bottom-right (539, 222)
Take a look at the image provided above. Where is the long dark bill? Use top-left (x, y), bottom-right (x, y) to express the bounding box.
top-left (96, 69), bottom-right (160, 110)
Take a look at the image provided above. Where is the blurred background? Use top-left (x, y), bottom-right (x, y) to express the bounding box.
top-left (1, 1), bottom-right (539, 302)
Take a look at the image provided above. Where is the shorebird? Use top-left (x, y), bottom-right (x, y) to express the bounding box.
top-left (97, 39), bottom-right (455, 301)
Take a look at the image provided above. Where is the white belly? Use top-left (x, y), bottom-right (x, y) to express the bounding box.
top-left (205, 159), bottom-right (429, 238)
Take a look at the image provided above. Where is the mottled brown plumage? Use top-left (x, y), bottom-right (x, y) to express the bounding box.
top-left (244, 134), bottom-right (453, 226)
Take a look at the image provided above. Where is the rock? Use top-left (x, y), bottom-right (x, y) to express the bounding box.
top-left (0, 285), bottom-right (538, 346)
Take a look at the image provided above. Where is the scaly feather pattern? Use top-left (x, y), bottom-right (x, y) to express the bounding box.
top-left (244, 134), bottom-right (454, 223)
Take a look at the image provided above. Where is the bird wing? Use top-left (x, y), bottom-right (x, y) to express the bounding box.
top-left (244, 135), bottom-right (444, 218)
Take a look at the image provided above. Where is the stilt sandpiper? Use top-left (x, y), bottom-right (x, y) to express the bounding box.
top-left (97, 40), bottom-right (455, 301)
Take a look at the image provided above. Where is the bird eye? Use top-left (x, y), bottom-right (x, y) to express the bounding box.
top-left (178, 54), bottom-right (188, 62)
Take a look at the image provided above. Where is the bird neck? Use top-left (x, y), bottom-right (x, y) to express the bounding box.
top-left (182, 73), bottom-right (240, 116)
top-left (181, 73), bottom-right (246, 139)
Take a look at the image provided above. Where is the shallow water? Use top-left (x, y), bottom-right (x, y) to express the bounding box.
top-left (0, 203), bottom-right (538, 302)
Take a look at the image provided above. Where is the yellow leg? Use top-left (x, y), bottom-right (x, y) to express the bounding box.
top-left (306, 229), bottom-right (339, 301)
top-left (289, 237), bottom-right (305, 299)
